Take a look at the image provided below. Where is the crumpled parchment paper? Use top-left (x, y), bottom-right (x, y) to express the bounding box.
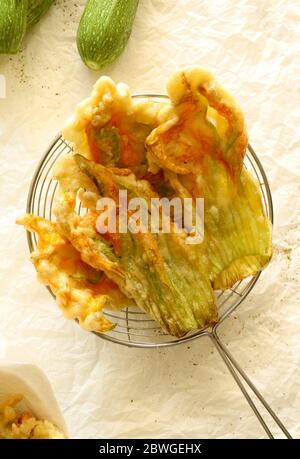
top-left (0, 0), bottom-right (299, 439)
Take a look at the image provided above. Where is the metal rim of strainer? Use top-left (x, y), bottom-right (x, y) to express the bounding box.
top-left (25, 94), bottom-right (273, 349)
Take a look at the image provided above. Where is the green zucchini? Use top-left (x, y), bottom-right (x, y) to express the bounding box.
top-left (77, 0), bottom-right (139, 70)
top-left (27, 0), bottom-right (54, 28)
top-left (0, 0), bottom-right (28, 54)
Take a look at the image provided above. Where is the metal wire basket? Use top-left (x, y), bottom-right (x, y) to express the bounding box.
top-left (25, 95), bottom-right (291, 438)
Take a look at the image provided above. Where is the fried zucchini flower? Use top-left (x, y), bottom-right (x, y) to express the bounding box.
top-left (63, 76), bottom-right (164, 178)
top-left (18, 67), bottom-right (272, 338)
top-left (52, 154), bottom-right (217, 337)
top-left (16, 214), bottom-right (133, 332)
top-left (146, 67), bottom-right (272, 289)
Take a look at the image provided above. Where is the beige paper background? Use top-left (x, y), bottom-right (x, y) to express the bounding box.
top-left (0, 0), bottom-right (299, 438)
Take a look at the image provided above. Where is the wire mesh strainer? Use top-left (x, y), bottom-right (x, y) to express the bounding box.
top-left (25, 95), bottom-right (291, 439)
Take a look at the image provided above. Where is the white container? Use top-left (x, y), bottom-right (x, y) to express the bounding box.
top-left (0, 363), bottom-right (68, 437)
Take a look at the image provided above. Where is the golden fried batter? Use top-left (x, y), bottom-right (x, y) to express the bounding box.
top-left (146, 67), bottom-right (272, 289)
top-left (63, 77), bottom-right (164, 177)
top-left (53, 153), bottom-right (217, 337)
top-left (17, 215), bottom-right (133, 332)
top-left (18, 67), bottom-right (272, 337)
top-left (0, 394), bottom-right (65, 439)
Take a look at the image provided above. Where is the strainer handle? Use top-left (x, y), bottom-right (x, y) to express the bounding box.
top-left (210, 330), bottom-right (292, 439)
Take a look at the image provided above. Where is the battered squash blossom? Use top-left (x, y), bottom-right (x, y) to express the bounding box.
top-left (146, 67), bottom-right (272, 289)
top-left (17, 67), bottom-right (272, 337)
